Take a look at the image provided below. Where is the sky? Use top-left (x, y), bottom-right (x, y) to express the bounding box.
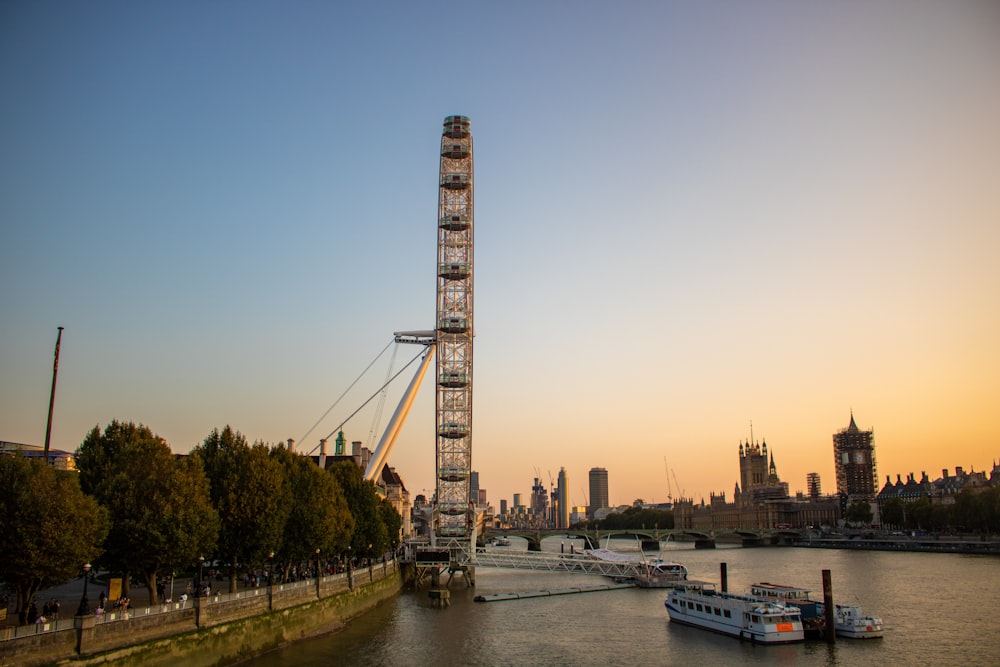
top-left (2, 1), bottom-right (999, 510)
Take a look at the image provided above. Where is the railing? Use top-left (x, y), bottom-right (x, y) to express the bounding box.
top-left (1, 617), bottom-right (75, 641)
top-left (1, 562), bottom-right (396, 643)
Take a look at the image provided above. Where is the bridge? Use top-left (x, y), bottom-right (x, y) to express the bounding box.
top-left (485, 527), bottom-right (807, 551)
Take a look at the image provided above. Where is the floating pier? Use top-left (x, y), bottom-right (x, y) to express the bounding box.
top-left (474, 582), bottom-right (635, 602)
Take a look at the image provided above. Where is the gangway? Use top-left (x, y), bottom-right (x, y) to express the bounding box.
top-left (460, 549), bottom-right (659, 580)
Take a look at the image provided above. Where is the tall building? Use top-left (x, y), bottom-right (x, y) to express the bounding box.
top-left (738, 437), bottom-right (788, 500)
top-left (807, 472), bottom-right (821, 498)
top-left (833, 412), bottom-right (877, 503)
top-left (469, 470), bottom-right (480, 505)
top-left (557, 467), bottom-right (569, 529)
top-left (588, 467), bottom-right (609, 519)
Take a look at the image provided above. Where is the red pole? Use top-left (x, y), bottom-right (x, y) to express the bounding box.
top-left (43, 326), bottom-right (64, 463)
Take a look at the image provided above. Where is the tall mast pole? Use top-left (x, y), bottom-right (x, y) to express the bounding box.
top-left (43, 326), bottom-right (64, 463)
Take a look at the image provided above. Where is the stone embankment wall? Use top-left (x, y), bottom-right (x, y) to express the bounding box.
top-left (0, 561), bottom-right (402, 667)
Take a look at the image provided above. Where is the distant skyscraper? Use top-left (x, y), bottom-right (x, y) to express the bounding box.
top-left (512, 493), bottom-right (522, 509)
top-left (500, 498), bottom-right (507, 516)
top-left (807, 472), bottom-right (821, 498)
top-left (833, 412), bottom-right (877, 503)
top-left (557, 467), bottom-right (569, 529)
top-left (469, 470), bottom-right (480, 505)
top-left (589, 467), bottom-right (609, 519)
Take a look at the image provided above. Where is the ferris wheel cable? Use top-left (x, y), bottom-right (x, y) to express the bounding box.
top-left (319, 346), bottom-right (429, 444)
top-left (297, 337), bottom-right (395, 447)
top-left (368, 342), bottom-right (399, 447)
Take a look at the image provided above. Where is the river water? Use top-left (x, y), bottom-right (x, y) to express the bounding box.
top-left (246, 537), bottom-right (999, 666)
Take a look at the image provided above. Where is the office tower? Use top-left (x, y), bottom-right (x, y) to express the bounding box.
top-left (557, 467), bottom-right (569, 529)
top-left (588, 467), bottom-right (609, 519)
top-left (833, 412), bottom-right (877, 502)
top-left (469, 470), bottom-right (480, 505)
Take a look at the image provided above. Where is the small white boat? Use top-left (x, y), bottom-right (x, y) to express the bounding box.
top-left (665, 581), bottom-right (805, 644)
top-left (751, 582), bottom-right (884, 639)
top-left (488, 537), bottom-right (511, 547)
top-left (829, 603), bottom-right (884, 639)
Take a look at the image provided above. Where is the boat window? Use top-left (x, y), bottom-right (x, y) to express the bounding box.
top-left (714, 608), bottom-right (721, 616)
top-left (696, 604), bottom-right (703, 612)
top-left (752, 615), bottom-right (760, 623)
top-left (724, 610), bottom-right (732, 618)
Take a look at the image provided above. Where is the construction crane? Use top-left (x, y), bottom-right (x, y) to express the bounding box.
top-left (672, 468), bottom-right (684, 499)
top-left (664, 457), bottom-right (673, 503)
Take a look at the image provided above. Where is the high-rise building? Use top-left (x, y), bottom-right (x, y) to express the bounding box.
top-left (557, 467), bottom-right (569, 529)
top-left (588, 467), bottom-right (609, 519)
top-left (833, 412), bottom-right (877, 503)
top-left (469, 470), bottom-right (480, 505)
top-left (807, 472), bottom-right (821, 498)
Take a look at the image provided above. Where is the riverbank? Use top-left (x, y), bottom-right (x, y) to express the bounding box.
top-left (793, 535), bottom-right (1000, 554)
top-left (1, 561), bottom-right (403, 667)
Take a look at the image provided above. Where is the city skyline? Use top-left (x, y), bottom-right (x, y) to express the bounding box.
top-left (2, 2), bottom-right (998, 508)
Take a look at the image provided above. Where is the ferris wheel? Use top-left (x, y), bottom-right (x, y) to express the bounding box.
top-left (434, 115), bottom-right (474, 546)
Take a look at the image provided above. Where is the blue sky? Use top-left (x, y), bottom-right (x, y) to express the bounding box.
top-left (2, 1), bottom-right (999, 507)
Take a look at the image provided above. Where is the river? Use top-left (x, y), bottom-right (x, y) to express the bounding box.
top-left (246, 537), bottom-right (999, 666)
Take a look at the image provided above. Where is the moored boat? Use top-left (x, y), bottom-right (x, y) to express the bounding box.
top-left (750, 582), bottom-right (884, 639)
top-left (827, 603), bottom-right (884, 639)
top-left (665, 581), bottom-right (805, 644)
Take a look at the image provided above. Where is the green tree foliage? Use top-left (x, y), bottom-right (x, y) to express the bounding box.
top-left (0, 454), bottom-right (107, 624)
top-left (195, 427), bottom-right (289, 592)
top-left (952, 486), bottom-right (1000, 533)
top-left (597, 506), bottom-right (674, 531)
top-left (270, 447), bottom-right (354, 572)
top-left (76, 421), bottom-right (219, 603)
top-left (377, 497), bottom-right (402, 551)
top-left (846, 499), bottom-right (874, 526)
top-left (329, 460), bottom-right (387, 559)
top-left (880, 498), bottom-right (905, 529)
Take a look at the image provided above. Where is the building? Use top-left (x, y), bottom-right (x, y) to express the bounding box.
top-left (807, 473), bottom-right (821, 499)
top-left (469, 470), bottom-right (480, 506)
top-left (556, 467), bottom-right (569, 529)
top-left (588, 467), bottom-right (609, 520)
top-left (833, 413), bottom-right (878, 507)
top-left (1, 440), bottom-right (77, 470)
top-left (673, 435), bottom-right (839, 531)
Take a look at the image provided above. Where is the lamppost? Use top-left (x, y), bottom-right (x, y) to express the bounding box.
top-left (76, 563), bottom-right (91, 616)
top-left (268, 551), bottom-right (275, 588)
top-left (315, 548), bottom-right (321, 578)
top-left (197, 556), bottom-right (205, 597)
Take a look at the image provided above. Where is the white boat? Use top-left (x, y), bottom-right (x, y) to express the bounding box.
top-left (827, 603), bottom-right (884, 639)
top-left (635, 559), bottom-right (688, 588)
top-left (751, 582), bottom-right (883, 639)
top-left (665, 582), bottom-right (805, 644)
top-left (585, 549), bottom-right (688, 587)
top-left (488, 537), bottom-right (510, 547)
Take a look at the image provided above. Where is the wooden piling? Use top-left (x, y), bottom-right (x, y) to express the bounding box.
top-left (822, 569), bottom-right (836, 643)
top-left (720, 562), bottom-right (728, 593)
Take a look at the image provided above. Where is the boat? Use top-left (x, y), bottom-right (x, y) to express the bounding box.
top-left (826, 603), bottom-right (884, 639)
top-left (750, 582), bottom-right (883, 639)
top-left (585, 548), bottom-right (688, 587)
top-left (635, 559), bottom-right (688, 588)
top-left (488, 537), bottom-right (510, 547)
top-left (664, 581), bottom-right (805, 644)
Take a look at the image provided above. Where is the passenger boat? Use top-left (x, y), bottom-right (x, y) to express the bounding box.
top-left (488, 537), bottom-right (510, 547)
top-left (750, 582), bottom-right (883, 639)
top-left (664, 582), bottom-right (805, 644)
top-left (585, 549), bottom-right (687, 587)
top-left (634, 559), bottom-right (688, 588)
top-left (826, 603), bottom-right (884, 639)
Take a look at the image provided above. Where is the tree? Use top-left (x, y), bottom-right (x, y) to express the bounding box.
top-left (329, 461), bottom-right (387, 560)
top-left (270, 447), bottom-right (354, 573)
top-left (377, 497), bottom-right (402, 551)
top-left (0, 454), bottom-right (107, 624)
top-left (846, 500), bottom-right (874, 526)
top-left (76, 421), bottom-right (219, 603)
top-left (195, 427), bottom-right (289, 592)
top-left (880, 498), bottom-right (905, 529)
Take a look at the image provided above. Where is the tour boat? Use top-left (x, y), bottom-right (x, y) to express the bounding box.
top-left (664, 582), bottom-right (805, 644)
top-left (750, 582), bottom-right (883, 639)
top-left (585, 548), bottom-right (688, 587)
top-left (826, 603), bottom-right (884, 639)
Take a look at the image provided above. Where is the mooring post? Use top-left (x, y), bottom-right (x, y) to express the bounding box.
top-left (720, 562), bottom-right (728, 593)
top-left (823, 569), bottom-right (836, 643)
